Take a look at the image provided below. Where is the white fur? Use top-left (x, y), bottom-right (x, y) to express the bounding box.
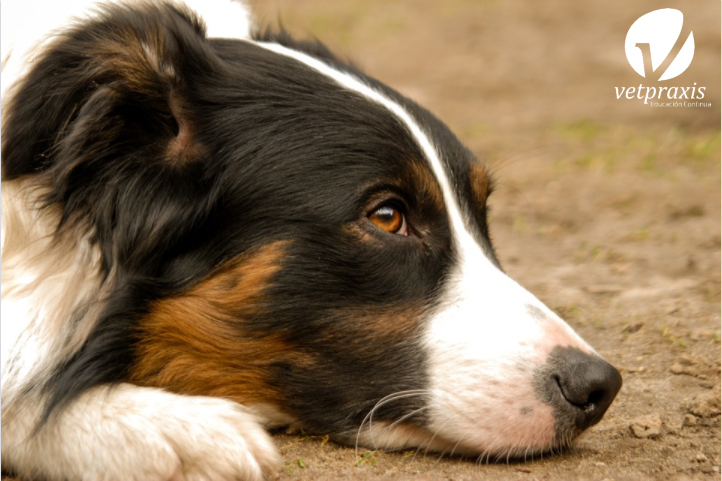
top-left (1, 179), bottom-right (108, 406)
top-left (356, 421), bottom-right (460, 455)
top-left (3, 385), bottom-right (279, 481)
top-left (251, 30), bottom-right (596, 456)
top-left (423, 229), bottom-right (595, 453)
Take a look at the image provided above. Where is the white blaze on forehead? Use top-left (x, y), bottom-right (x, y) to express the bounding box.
top-left (252, 41), bottom-right (470, 238)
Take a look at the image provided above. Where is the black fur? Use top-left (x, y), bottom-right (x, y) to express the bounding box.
top-left (2, 3), bottom-right (494, 436)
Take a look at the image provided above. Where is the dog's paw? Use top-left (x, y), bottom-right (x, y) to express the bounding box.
top-left (59, 386), bottom-right (280, 481)
top-left (158, 395), bottom-right (280, 481)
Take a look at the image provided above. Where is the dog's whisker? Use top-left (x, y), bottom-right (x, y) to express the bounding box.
top-left (385, 405), bottom-right (428, 431)
top-left (355, 389), bottom-right (427, 457)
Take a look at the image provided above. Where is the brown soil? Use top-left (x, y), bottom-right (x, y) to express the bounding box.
top-left (4, 1), bottom-right (720, 480)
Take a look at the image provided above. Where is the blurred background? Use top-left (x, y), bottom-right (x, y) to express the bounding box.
top-left (247, 1), bottom-right (721, 480)
top-left (251, 0), bottom-right (720, 135)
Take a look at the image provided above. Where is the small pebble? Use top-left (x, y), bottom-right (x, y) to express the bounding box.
top-left (662, 415), bottom-right (684, 434)
top-left (692, 452), bottom-right (709, 463)
top-left (629, 414), bottom-right (662, 439)
top-left (687, 391), bottom-right (721, 418)
top-left (683, 414), bottom-right (700, 427)
top-left (678, 355), bottom-right (696, 366)
top-left (670, 362), bottom-right (701, 377)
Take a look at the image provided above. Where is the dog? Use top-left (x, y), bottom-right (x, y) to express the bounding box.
top-left (0, 1), bottom-right (623, 479)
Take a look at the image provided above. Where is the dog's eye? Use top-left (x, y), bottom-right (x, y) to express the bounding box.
top-left (368, 204), bottom-right (408, 236)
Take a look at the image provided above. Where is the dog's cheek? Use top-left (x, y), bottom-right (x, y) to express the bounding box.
top-left (130, 241), bottom-right (299, 408)
top-left (264, 306), bottom-right (431, 436)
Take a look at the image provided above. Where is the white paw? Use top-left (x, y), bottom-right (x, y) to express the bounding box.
top-left (35, 385), bottom-right (281, 481)
top-left (157, 395), bottom-right (281, 481)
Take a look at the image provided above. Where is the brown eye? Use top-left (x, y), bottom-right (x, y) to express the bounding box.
top-left (369, 204), bottom-right (408, 236)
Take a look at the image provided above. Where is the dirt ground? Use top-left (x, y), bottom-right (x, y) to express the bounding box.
top-left (3, 1), bottom-right (720, 480)
top-left (248, 1), bottom-right (721, 480)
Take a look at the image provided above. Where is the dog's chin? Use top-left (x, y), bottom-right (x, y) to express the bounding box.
top-left (351, 421), bottom-right (461, 454)
top-left (348, 420), bottom-right (572, 461)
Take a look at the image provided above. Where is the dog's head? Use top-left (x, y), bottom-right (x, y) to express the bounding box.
top-left (2, 3), bottom-right (621, 458)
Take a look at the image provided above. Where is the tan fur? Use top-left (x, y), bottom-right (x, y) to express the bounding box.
top-left (321, 306), bottom-right (426, 352)
top-left (130, 241), bottom-right (296, 405)
top-left (407, 160), bottom-right (444, 209)
top-left (468, 162), bottom-right (491, 210)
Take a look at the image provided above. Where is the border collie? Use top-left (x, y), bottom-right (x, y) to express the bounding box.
top-left (1, 1), bottom-right (622, 479)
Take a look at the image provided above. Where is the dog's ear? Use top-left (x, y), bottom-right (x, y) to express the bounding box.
top-left (2, 3), bottom-right (216, 178)
top-left (2, 4), bottom-right (224, 276)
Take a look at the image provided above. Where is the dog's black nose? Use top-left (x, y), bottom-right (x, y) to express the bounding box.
top-left (553, 349), bottom-right (623, 429)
